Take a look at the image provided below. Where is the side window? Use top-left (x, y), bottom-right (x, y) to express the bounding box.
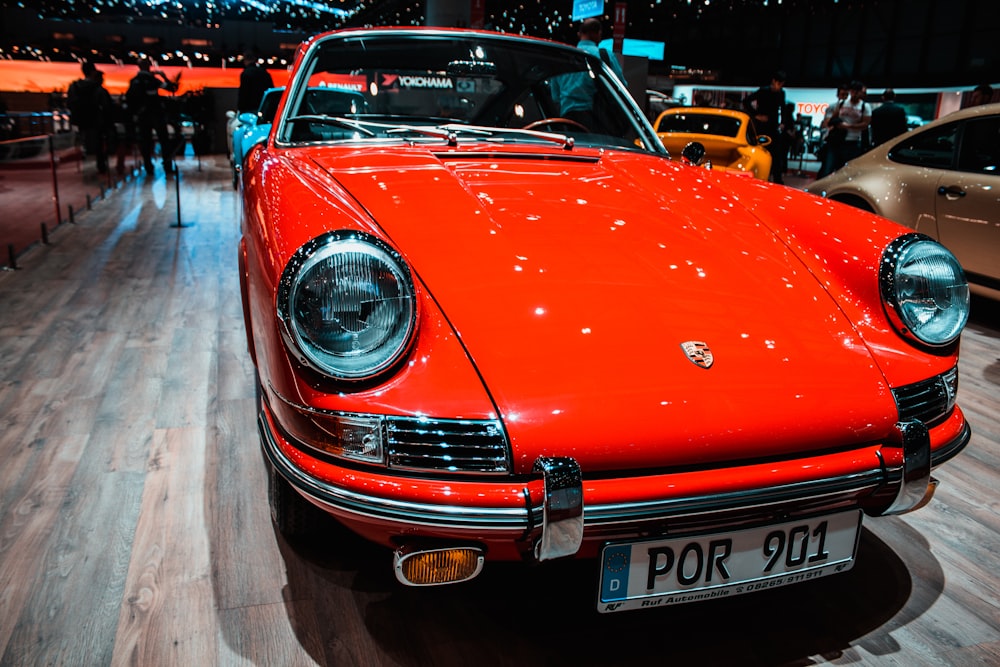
top-left (889, 122), bottom-right (959, 169)
top-left (957, 116), bottom-right (1000, 174)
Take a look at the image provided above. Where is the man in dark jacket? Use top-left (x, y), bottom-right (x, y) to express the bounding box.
top-left (67, 62), bottom-right (114, 174)
top-left (870, 89), bottom-right (908, 146)
top-left (744, 71), bottom-right (787, 183)
top-left (237, 51), bottom-right (274, 114)
top-left (127, 57), bottom-right (178, 175)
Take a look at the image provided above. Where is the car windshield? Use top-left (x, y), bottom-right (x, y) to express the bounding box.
top-left (657, 113), bottom-right (742, 138)
top-left (276, 30), bottom-right (663, 153)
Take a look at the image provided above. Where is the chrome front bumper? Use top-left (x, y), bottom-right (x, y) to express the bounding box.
top-left (260, 410), bottom-right (970, 560)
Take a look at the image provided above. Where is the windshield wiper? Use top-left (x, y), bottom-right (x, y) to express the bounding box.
top-left (385, 124), bottom-right (461, 145)
top-left (286, 115), bottom-right (575, 149)
top-left (389, 123), bottom-right (575, 149)
top-left (330, 121), bottom-right (490, 148)
top-left (285, 114), bottom-right (377, 137)
top-left (438, 123), bottom-right (575, 150)
top-left (288, 115), bottom-right (462, 144)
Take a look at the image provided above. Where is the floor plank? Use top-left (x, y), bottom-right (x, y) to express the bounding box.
top-left (112, 427), bottom-right (218, 666)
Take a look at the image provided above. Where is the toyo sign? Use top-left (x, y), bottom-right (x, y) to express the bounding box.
top-left (573, 0), bottom-right (603, 21)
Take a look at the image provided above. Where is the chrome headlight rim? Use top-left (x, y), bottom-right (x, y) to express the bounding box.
top-left (879, 233), bottom-right (969, 348)
top-left (277, 230), bottom-right (418, 381)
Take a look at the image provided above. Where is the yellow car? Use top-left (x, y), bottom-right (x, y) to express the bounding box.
top-left (654, 107), bottom-right (773, 179)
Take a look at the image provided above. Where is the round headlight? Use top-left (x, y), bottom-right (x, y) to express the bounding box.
top-left (278, 232), bottom-right (417, 380)
top-left (879, 234), bottom-right (969, 347)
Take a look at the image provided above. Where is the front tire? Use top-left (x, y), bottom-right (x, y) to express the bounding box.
top-left (267, 461), bottom-right (326, 541)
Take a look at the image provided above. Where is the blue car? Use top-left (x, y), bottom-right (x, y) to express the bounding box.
top-left (231, 86), bottom-right (370, 188)
top-left (231, 87), bottom-right (284, 188)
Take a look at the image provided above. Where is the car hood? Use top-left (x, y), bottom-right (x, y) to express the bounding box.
top-left (309, 146), bottom-right (897, 473)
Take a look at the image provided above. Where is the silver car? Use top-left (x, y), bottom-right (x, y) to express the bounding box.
top-left (807, 102), bottom-right (1000, 297)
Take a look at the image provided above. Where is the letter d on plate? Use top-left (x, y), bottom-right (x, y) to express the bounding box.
top-left (600, 545), bottom-right (631, 602)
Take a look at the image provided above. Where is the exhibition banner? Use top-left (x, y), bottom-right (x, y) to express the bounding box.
top-left (0, 61), bottom-right (289, 95)
top-left (573, 0), bottom-right (603, 21)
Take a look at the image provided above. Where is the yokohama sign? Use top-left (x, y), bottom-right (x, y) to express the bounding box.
top-left (380, 73), bottom-right (454, 90)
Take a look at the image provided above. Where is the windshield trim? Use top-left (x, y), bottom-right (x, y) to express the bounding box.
top-left (273, 28), bottom-right (666, 155)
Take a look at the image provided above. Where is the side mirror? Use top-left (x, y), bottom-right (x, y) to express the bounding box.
top-left (681, 141), bottom-right (707, 166)
top-left (758, 135), bottom-right (772, 147)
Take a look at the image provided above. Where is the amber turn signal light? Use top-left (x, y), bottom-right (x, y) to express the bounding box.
top-left (393, 545), bottom-right (485, 586)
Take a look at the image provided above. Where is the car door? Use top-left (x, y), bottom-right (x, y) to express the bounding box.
top-left (935, 115), bottom-right (1000, 283)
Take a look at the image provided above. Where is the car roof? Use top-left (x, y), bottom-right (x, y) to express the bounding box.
top-left (300, 25), bottom-right (577, 55)
top-left (916, 101), bottom-right (1000, 129)
top-left (661, 106), bottom-right (751, 122)
top-left (871, 101), bottom-right (1000, 153)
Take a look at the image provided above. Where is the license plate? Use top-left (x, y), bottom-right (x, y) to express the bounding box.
top-left (597, 511), bottom-right (860, 613)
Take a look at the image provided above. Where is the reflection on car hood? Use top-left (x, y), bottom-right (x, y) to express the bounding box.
top-left (309, 145), bottom-right (896, 472)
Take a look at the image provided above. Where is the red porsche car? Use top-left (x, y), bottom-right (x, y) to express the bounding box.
top-left (239, 28), bottom-right (971, 613)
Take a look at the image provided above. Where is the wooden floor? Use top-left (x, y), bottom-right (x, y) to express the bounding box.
top-left (0, 156), bottom-right (998, 667)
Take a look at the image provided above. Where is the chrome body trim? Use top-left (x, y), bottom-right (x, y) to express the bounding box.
top-left (385, 417), bottom-right (510, 474)
top-left (260, 412), bottom-right (527, 529)
top-left (582, 471), bottom-right (884, 527)
top-left (271, 388), bottom-right (512, 474)
top-left (893, 367), bottom-right (959, 426)
top-left (260, 407), bottom-right (970, 536)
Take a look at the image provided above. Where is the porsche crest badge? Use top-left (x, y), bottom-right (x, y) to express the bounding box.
top-left (680, 341), bottom-right (714, 369)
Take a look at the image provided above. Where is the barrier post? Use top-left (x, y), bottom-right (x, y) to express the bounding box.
top-left (171, 165), bottom-right (184, 228)
top-left (48, 135), bottom-right (62, 226)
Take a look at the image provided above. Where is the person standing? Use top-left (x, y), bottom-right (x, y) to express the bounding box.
top-left (815, 84), bottom-right (848, 179)
top-left (743, 71), bottom-right (787, 183)
top-left (967, 84), bottom-right (994, 107)
top-left (127, 57), bottom-right (178, 175)
top-left (549, 18), bottom-right (625, 133)
top-left (838, 81), bottom-right (872, 164)
top-left (771, 101), bottom-right (798, 184)
top-left (67, 61), bottom-right (114, 174)
top-left (818, 81), bottom-right (870, 176)
top-left (237, 50), bottom-right (274, 114)
top-left (869, 89), bottom-right (908, 146)
top-left (0, 96), bottom-right (11, 141)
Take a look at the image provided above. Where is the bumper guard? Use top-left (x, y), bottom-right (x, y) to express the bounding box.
top-left (879, 419), bottom-right (934, 515)
top-left (533, 457), bottom-right (583, 560)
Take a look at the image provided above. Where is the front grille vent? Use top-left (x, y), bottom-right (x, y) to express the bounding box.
top-left (385, 417), bottom-right (510, 474)
top-left (893, 367), bottom-right (958, 426)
